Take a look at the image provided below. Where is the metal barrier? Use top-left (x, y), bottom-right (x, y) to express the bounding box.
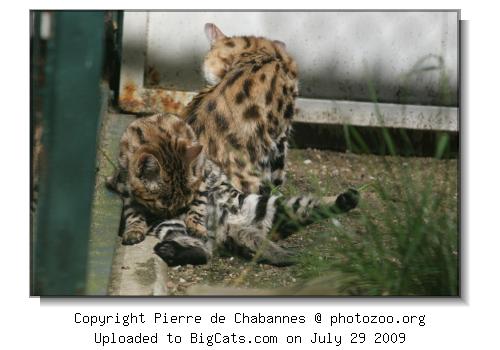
top-left (31, 11), bottom-right (105, 296)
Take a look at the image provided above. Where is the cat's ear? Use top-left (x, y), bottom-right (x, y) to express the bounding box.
top-left (184, 144), bottom-right (203, 164)
top-left (137, 153), bottom-right (160, 181)
top-left (205, 23), bottom-right (226, 45)
top-left (273, 40), bottom-right (286, 50)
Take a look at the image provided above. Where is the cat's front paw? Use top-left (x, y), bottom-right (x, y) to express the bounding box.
top-left (122, 230), bottom-right (145, 245)
top-left (185, 218), bottom-right (208, 239)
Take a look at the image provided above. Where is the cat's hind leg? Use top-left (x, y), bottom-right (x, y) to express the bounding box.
top-left (271, 188), bottom-right (360, 239)
top-left (231, 188), bottom-right (359, 243)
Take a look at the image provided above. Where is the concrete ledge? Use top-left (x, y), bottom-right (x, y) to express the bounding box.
top-left (86, 100), bottom-right (128, 295)
top-left (88, 111), bottom-right (171, 296)
top-left (108, 236), bottom-right (170, 296)
top-left (295, 98), bottom-right (458, 132)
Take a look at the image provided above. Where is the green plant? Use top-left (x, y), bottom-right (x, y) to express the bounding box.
top-left (292, 64), bottom-right (458, 295)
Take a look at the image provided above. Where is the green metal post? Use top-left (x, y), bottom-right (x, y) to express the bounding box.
top-left (33, 11), bottom-right (105, 296)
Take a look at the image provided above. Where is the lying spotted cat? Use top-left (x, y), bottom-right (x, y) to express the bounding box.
top-left (107, 114), bottom-right (358, 266)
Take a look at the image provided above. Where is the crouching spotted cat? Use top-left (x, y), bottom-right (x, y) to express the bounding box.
top-left (107, 114), bottom-right (359, 266)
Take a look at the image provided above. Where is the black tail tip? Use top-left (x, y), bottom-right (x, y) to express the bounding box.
top-left (335, 188), bottom-right (360, 212)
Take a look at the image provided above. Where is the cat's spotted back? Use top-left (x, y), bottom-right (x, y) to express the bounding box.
top-left (182, 23), bottom-right (299, 194)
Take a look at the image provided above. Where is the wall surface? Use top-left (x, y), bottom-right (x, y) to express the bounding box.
top-left (140, 11), bottom-right (458, 106)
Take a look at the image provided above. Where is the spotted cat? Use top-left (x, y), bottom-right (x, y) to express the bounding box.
top-left (107, 114), bottom-right (359, 266)
top-left (182, 23), bottom-right (298, 196)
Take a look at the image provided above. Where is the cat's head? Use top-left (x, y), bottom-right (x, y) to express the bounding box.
top-left (128, 117), bottom-right (203, 218)
top-left (202, 23), bottom-right (298, 85)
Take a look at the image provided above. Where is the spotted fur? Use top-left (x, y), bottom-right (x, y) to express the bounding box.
top-left (106, 114), bottom-right (204, 244)
top-left (108, 114), bottom-right (359, 266)
top-left (153, 160), bottom-right (359, 267)
top-left (182, 23), bottom-right (299, 195)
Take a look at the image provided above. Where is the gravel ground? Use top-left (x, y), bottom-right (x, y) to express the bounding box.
top-left (161, 149), bottom-right (458, 295)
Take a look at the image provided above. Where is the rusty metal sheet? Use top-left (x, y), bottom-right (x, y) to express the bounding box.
top-left (119, 80), bottom-right (195, 114)
top-left (118, 11), bottom-right (459, 131)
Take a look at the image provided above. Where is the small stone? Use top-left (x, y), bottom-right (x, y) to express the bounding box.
top-left (166, 281), bottom-right (175, 289)
top-left (331, 218), bottom-right (341, 227)
top-left (179, 278), bottom-right (186, 283)
top-left (303, 159), bottom-right (312, 165)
